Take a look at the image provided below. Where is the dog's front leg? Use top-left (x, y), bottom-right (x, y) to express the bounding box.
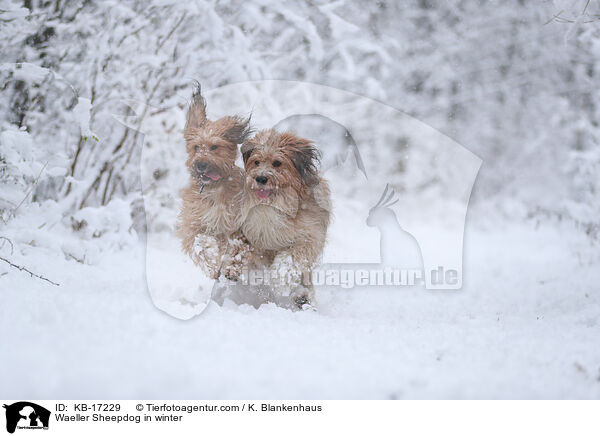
top-left (271, 249), bottom-right (316, 310)
top-left (191, 233), bottom-right (221, 279)
top-left (220, 231), bottom-right (253, 281)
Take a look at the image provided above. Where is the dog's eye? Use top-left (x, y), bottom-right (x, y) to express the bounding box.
top-left (210, 145), bottom-right (218, 151)
top-left (254, 160), bottom-right (260, 166)
top-left (194, 145), bottom-right (199, 151)
top-left (272, 160), bottom-right (282, 167)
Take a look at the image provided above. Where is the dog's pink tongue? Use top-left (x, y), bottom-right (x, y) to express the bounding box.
top-left (206, 171), bottom-right (221, 181)
top-left (256, 189), bottom-right (270, 200)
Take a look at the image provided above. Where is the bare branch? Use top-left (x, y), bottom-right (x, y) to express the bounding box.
top-left (0, 255), bottom-right (60, 286)
top-left (12, 161), bottom-right (48, 216)
top-left (0, 236), bottom-right (14, 254)
top-left (155, 12), bottom-right (187, 55)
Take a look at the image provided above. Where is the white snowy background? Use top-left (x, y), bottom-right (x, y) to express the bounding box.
top-left (1, 0), bottom-right (599, 398)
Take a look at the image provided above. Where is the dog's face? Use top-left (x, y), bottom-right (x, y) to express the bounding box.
top-left (184, 122), bottom-right (241, 185)
top-left (183, 87), bottom-right (250, 185)
top-left (241, 129), bottom-right (320, 205)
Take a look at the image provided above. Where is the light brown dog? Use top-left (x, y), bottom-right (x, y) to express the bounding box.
top-left (240, 129), bottom-right (331, 307)
top-left (177, 86), bottom-right (251, 280)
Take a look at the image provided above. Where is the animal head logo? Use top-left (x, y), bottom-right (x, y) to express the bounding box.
top-left (3, 402), bottom-right (50, 434)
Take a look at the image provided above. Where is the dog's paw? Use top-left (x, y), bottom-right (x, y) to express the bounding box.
top-left (288, 283), bottom-right (316, 311)
top-left (292, 294), bottom-right (311, 310)
top-left (221, 262), bottom-right (241, 281)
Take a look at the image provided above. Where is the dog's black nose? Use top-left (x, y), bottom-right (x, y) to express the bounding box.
top-left (196, 161), bottom-right (208, 172)
top-left (255, 175), bottom-right (268, 185)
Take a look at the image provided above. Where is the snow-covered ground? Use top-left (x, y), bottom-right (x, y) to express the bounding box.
top-left (1, 200), bottom-right (599, 399)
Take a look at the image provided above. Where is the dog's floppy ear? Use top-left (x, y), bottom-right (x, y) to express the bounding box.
top-left (282, 133), bottom-right (321, 186)
top-left (185, 83), bottom-right (207, 130)
top-left (220, 115), bottom-right (252, 145)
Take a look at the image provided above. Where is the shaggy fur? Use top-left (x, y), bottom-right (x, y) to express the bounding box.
top-left (240, 129), bottom-right (331, 307)
top-left (177, 86), bottom-right (252, 279)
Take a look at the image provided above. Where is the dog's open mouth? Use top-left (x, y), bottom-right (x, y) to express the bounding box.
top-left (198, 170), bottom-right (222, 183)
top-left (255, 188), bottom-right (272, 200)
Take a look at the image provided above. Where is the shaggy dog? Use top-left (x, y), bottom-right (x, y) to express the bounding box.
top-left (177, 86), bottom-right (251, 280)
top-left (240, 129), bottom-right (331, 308)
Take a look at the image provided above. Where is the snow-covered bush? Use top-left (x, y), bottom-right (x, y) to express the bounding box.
top-left (0, 126), bottom-right (67, 222)
top-left (0, 0), bottom-right (599, 244)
